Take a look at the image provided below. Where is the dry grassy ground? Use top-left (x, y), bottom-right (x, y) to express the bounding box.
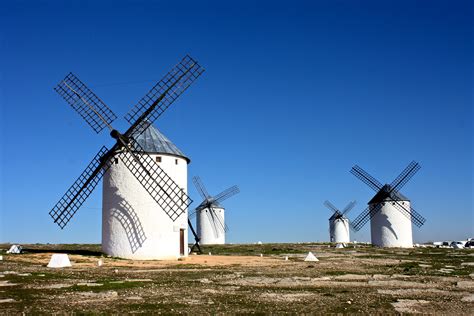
top-left (1, 243), bottom-right (473, 314)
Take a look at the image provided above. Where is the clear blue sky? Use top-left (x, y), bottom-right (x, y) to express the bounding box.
top-left (1, 0), bottom-right (472, 244)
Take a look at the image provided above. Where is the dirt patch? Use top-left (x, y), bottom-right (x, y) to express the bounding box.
top-left (391, 299), bottom-right (429, 313)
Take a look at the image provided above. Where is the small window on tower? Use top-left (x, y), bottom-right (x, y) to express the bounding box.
top-left (175, 159), bottom-right (178, 165)
top-left (156, 156), bottom-right (162, 163)
top-left (114, 158), bottom-right (119, 164)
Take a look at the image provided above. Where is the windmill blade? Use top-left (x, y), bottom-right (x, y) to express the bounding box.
top-left (192, 176), bottom-right (211, 200)
top-left (350, 203), bottom-right (383, 231)
top-left (49, 146), bottom-right (112, 229)
top-left (54, 73), bottom-right (117, 134)
top-left (213, 185), bottom-right (240, 204)
top-left (341, 200), bottom-right (357, 216)
top-left (390, 161), bottom-right (421, 192)
top-left (205, 209), bottom-right (220, 238)
top-left (350, 165), bottom-right (383, 192)
top-left (391, 200), bottom-right (426, 228)
top-left (188, 218), bottom-right (201, 253)
top-left (119, 138), bottom-right (193, 222)
top-left (211, 207), bottom-right (228, 233)
top-left (323, 200), bottom-right (340, 214)
top-left (124, 55), bottom-right (205, 138)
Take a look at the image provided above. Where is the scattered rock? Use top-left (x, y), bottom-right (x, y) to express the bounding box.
top-left (368, 280), bottom-right (433, 288)
top-left (39, 284), bottom-right (73, 289)
top-left (461, 294), bottom-right (474, 302)
top-left (0, 281), bottom-right (17, 287)
top-left (260, 292), bottom-right (314, 302)
top-left (97, 259), bottom-right (103, 267)
top-left (127, 296), bottom-right (143, 300)
top-left (461, 262), bottom-right (474, 266)
top-left (334, 274), bottom-right (369, 281)
top-left (0, 299), bottom-right (15, 303)
top-left (456, 281), bottom-right (474, 289)
top-left (200, 278), bottom-right (213, 284)
top-left (418, 264), bottom-right (432, 268)
top-left (391, 299), bottom-right (429, 313)
top-left (76, 282), bottom-right (103, 287)
top-left (79, 291), bottom-right (118, 298)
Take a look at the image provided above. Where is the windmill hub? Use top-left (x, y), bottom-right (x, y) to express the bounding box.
top-left (110, 129), bottom-right (130, 147)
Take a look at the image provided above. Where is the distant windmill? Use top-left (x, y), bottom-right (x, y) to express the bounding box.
top-left (350, 161), bottom-right (426, 248)
top-left (324, 200), bottom-right (356, 243)
top-left (49, 55), bottom-right (205, 259)
top-left (191, 176), bottom-right (240, 245)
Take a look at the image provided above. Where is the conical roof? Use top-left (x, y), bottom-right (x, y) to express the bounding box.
top-left (131, 122), bottom-right (190, 163)
top-left (368, 184), bottom-right (409, 204)
top-left (196, 199), bottom-right (223, 212)
top-left (329, 212), bottom-right (347, 221)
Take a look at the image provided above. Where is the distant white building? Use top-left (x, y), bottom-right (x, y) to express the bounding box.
top-left (196, 205), bottom-right (226, 245)
top-left (102, 124), bottom-right (190, 259)
top-left (329, 215), bottom-right (350, 243)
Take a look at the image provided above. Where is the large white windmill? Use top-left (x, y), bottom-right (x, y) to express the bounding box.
top-left (191, 176), bottom-right (240, 245)
top-left (324, 200), bottom-right (356, 243)
top-left (102, 123), bottom-right (191, 259)
top-left (49, 55), bottom-right (205, 260)
top-left (349, 161), bottom-right (426, 248)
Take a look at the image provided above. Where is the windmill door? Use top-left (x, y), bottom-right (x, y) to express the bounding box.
top-left (180, 229), bottom-right (185, 256)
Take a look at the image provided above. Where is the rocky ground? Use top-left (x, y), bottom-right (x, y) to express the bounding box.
top-left (1, 243), bottom-right (473, 314)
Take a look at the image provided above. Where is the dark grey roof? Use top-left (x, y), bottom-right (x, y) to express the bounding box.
top-left (196, 199), bottom-right (223, 211)
top-left (329, 212), bottom-right (347, 221)
top-left (131, 122), bottom-right (190, 163)
top-left (368, 184), bottom-right (410, 204)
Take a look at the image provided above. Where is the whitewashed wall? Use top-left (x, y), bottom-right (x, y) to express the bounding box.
top-left (370, 201), bottom-right (413, 248)
top-left (197, 207), bottom-right (225, 245)
top-left (329, 218), bottom-right (350, 243)
top-left (102, 153), bottom-right (188, 260)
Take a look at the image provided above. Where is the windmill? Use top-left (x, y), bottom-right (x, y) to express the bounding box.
top-left (324, 200), bottom-right (356, 243)
top-left (350, 161), bottom-right (426, 248)
top-left (49, 55), bottom-right (205, 259)
top-left (190, 176), bottom-right (240, 245)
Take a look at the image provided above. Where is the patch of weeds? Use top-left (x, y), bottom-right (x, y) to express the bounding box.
top-left (70, 279), bottom-right (152, 292)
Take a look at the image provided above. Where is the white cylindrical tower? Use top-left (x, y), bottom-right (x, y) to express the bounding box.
top-left (197, 206), bottom-right (225, 245)
top-left (102, 125), bottom-right (190, 260)
top-left (370, 200), bottom-right (413, 248)
top-left (330, 217), bottom-right (350, 243)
